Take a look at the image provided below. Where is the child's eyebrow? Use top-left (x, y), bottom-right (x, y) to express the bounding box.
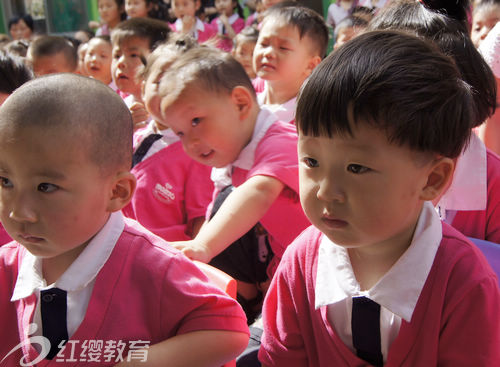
top-left (34, 170), bottom-right (67, 181)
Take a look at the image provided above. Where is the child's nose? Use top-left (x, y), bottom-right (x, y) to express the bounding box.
top-left (316, 176), bottom-right (345, 203)
top-left (8, 194), bottom-right (37, 223)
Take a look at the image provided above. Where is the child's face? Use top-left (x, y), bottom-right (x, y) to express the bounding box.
top-left (0, 125), bottom-right (115, 265)
top-left (253, 22), bottom-right (318, 87)
top-left (99, 0), bottom-right (122, 26)
top-left (334, 26), bottom-right (356, 50)
top-left (112, 37), bottom-right (150, 96)
top-left (125, 0), bottom-right (151, 18)
top-left (471, 5), bottom-right (500, 47)
top-left (171, 0), bottom-right (200, 19)
top-left (84, 38), bottom-right (113, 84)
top-left (161, 86), bottom-right (251, 168)
top-left (215, 0), bottom-right (234, 16)
top-left (298, 124), bottom-right (435, 251)
top-left (30, 52), bottom-right (75, 77)
top-left (233, 40), bottom-right (257, 79)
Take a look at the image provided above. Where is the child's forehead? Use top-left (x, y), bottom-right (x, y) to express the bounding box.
top-left (113, 36), bottom-right (150, 51)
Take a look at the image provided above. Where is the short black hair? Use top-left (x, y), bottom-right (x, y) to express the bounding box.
top-left (8, 14), bottom-right (34, 32)
top-left (0, 50), bottom-right (32, 94)
top-left (296, 30), bottom-right (472, 159)
top-left (27, 35), bottom-right (78, 70)
top-left (111, 17), bottom-right (171, 52)
top-left (368, 0), bottom-right (497, 126)
top-left (0, 74), bottom-right (133, 172)
top-left (262, 4), bottom-right (329, 58)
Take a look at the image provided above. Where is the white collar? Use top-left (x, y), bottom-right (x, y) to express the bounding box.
top-left (174, 17), bottom-right (205, 39)
top-left (437, 133), bottom-right (487, 215)
top-left (257, 83), bottom-right (297, 124)
top-left (216, 14), bottom-right (239, 33)
top-left (315, 201), bottom-right (442, 322)
top-left (11, 212), bottom-right (125, 301)
top-left (211, 108), bottom-right (277, 189)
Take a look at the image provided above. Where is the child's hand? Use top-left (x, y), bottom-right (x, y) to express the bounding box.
top-left (130, 102), bottom-right (150, 131)
top-left (181, 15), bottom-right (196, 34)
top-left (219, 14), bottom-right (229, 27)
top-left (171, 240), bottom-right (212, 263)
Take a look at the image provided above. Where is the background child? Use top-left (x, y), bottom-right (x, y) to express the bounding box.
top-left (0, 73), bottom-right (249, 366)
top-left (111, 17), bottom-right (170, 127)
top-left (326, 0), bottom-right (357, 30)
top-left (170, 0), bottom-right (217, 43)
top-left (232, 25), bottom-right (259, 79)
top-left (259, 30), bottom-right (500, 366)
top-left (8, 14), bottom-right (34, 41)
top-left (152, 46), bottom-right (310, 316)
top-left (26, 36), bottom-right (78, 76)
top-left (471, 0), bottom-right (500, 47)
top-left (253, 4), bottom-right (328, 124)
top-left (90, 0), bottom-right (127, 36)
top-left (122, 37), bottom-right (214, 242)
top-left (369, 0), bottom-right (500, 243)
top-left (333, 6), bottom-right (373, 49)
top-left (84, 35), bottom-right (115, 89)
top-left (211, 0), bottom-right (245, 51)
top-left (125, 0), bottom-right (153, 18)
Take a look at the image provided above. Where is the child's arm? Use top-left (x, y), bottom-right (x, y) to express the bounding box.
top-left (172, 174), bottom-right (284, 262)
top-left (114, 330), bottom-right (249, 367)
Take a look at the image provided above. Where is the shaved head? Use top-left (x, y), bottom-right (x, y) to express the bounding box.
top-left (0, 73), bottom-right (133, 173)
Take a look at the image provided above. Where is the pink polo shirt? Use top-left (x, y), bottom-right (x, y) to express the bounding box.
top-left (211, 14), bottom-right (245, 52)
top-left (123, 136), bottom-right (213, 241)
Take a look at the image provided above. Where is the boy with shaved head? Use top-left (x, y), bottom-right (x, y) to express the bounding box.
top-left (0, 74), bottom-right (248, 366)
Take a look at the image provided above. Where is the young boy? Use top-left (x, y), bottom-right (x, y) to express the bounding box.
top-left (232, 26), bottom-right (259, 80)
top-left (259, 30), bottom-right (500, 366)
top-left (26, 36), bottom-right (78, 76)
top-left (151, 46), bottom-right (310, 307)
top-left (252, 4), bottom-right (328, 123)
top-left (111, 17), bottom-right (170, 129)
top-left (0, 74), bottom-right (249, 366)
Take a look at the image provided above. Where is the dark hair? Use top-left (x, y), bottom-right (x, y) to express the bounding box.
top-left (159, 46), bottom-right (256, 109)
top-left (111, 17), bottom-right (171, 52)
top-left (0, 50), bottom-right (32, 94)
top-left (5, 39), bottom-right (29, 58)
top-left (296, 30), bottom-right (473, 159)
top-left (368, 0), bottom-right (497, 126)
top-left (8, 14), bottom-right (34, 32)
top-left (419, 0), bottom-right (470, 27)
top-left (262, 4), bottom-right (329, 58)
top-left (28, 36), bottom-right (78, 70)
top-left (0, 74), bottom-right (133, 171)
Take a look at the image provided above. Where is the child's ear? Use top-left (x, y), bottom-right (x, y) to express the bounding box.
top-left (106, 171), bottom-right (137, 212)
top-left (305, 55), bottom-right (322, 77)
top-left (231, 86), bottom-right (254, 120)
top-left (419, 157), bottom-right (455, 202)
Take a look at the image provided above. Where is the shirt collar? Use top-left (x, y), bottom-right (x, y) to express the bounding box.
top-left (315, 201), bottom-right (442, 322)
top-left (211, 108), bottom-right (276, 189)
top-left (437, 133), bottom-right (487, 215)
top-left (11, 211), bottom-right (125, 301)
top-left (174, 18), bottom-right (205, 38)
top-left (257, 84), bottom-right (297, 123)
top-left (216, 14), bottom-right (239, 33)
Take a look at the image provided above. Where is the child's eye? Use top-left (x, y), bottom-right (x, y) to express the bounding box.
top-left (176, 131), bottom-right (184, 137)
top-left (302, 157), bottom-right (319, 168)
top-left (0, 177), bottom-right (13, 188)
top-left (346, 164), bottom-right (369, 174)
top-left (37, 183), bottom-right (59, 193)
top-left (191, 117), bottom-right (201, 127)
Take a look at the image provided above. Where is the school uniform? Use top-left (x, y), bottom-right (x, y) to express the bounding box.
top-left (170, 18), bottom-right (217, 43)
top-left (259, 202), bottom-right (500, 366)
top-left (211, 14), bottom-right (245, 52)
top-left (257, 84), bottom-right (297, 125)
top-left (437, 134), bottom-right (500, 243)
top-left (0, 213), bottom-right (248, 366)
top-left (123, 127), bottom-right (213, 241)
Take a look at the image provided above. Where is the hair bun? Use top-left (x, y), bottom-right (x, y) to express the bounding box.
top-left (419, 0), bottom-right (470, 23)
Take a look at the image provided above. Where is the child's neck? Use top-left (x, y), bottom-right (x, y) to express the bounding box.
top-left (264, 80), bottom-right (299, 105)
top-left (348, 222), bottom-right (418, 291)
top-left (42, 242), bottom-right (89, 285)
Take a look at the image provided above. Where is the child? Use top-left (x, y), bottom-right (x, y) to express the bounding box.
top-left (76, 41), bottom-right (89, 76)
top-left (471, 0), bottom-right (500, 47)
top-left (333, 6), bottom-right (373, 49)
top-left (170, 0), bottom-right (217, 43)
top-left (26, 36), bottom-right (78, 76)
top-left (0, 73), bottom-right (249, 365)
top-left (111, 17), bottom-right (170, 127)
top-left (152, 46), bottom-right (310, 305)
top-left (232, 26), bottom-right (259, 79)
top-left (326, 0), bottom-right (357, 30)
top-left (84, 36), bottom-right (116, 90)
top-left (253, 4), bottom-right (328, 124)
top-left (259, 30), bottom-right (500, 366)
top-left (369, 0), bottom-right (500, 243)
top-left (93, 0), bottom-right (126, 36)
top-left (211, 0), bottom-right (245, 52)
top-left (125, 0), bottom-right (153, 18)
top-left (122, 38), bottom-right (214, 242)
